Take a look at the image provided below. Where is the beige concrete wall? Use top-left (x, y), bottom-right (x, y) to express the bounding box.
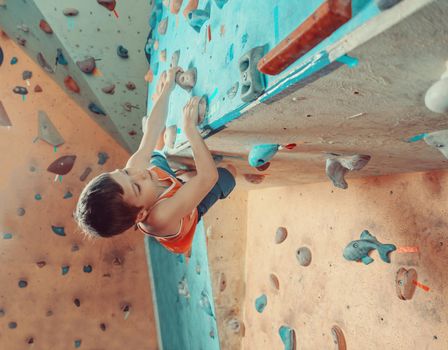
top-left (0, 36), bottom-right (158, 349)
top-left (242, 170), bottom-right (448, 349)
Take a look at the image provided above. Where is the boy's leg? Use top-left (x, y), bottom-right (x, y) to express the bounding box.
top-left (196, 167), bottom-right (236, 221)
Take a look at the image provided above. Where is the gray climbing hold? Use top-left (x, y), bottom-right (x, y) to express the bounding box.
top-left (9, 322), bottom-right (17, 329)
top-left (80, 167), bottom-right (92, 181)
top-left (17, 24), bottom-right (30, 33)
top-left (325, 154), bottom-right (371, 189)
top-left (22, 71), bottom-right (32, 80)
top-left (76, 57), bottom-right (96, 74)
top-left (0, 101), bottom-right (12, 127)
top-left (275, 227), bottom-right (287, 244)
top-left (63, 8), bottom-right (79, 16)
top-left (126, 81), bottom-right (136, 90)
top-left (199, 290), bottom-right (215, 318)
top-left (18, 280), bottom-right (28, 288)
top-left (227, 82), bottom-right (239, 99)
top-left (424, 130), bottom-right (448, 159)
top-left (296, 247), bottom-right (312, 266)
top-left (38, 111), bottom-right (65, 147)
top-left (16, 36), bottom-right (26, 46)
top-left (102, 84), bottom-right (116, 94)
top-left (239, 45), bottom-right (266, 102)
top-left (97, 152), bottom-right (109, 165)
top-left (117, 45), bottom-right (129, 58)
top-left (13, 86), bottom-right (28, 95)
top-left (37, 52), bottom-right (54, 73)
top-left (17, 208), bottom-right (26, 216)
top-left (376, 0), bottom-right (402, 10)
top-left (175, 68), bottom-right (197, 91)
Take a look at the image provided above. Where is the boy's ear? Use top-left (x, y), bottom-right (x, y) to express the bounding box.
top-left (135, 209), bottom-right (149, 223)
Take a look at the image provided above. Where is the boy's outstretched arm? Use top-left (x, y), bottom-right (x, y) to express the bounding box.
top-left (126, 67), bottom-right (180, 169)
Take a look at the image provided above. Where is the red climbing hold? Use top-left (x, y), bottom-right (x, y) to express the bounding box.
top-left (64, 76), bottom-right (80, 93)
top-left (284, 143), bottom-right (297, 150)
top-left (256, 162), bottom-right (271, 171)
top-left (39, 19), bottom-right (53, 34)
top-left (47, 155), bottom-right (77, 175)
top-left (97, 0), bottom-right (116, 11)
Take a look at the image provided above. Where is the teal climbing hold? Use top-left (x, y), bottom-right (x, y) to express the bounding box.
top-left (10, 57), bottom-right (18, 65)
top-left (35, 194), bottom-right (42, 200)
top-left (83, 265), bottom-right (92, 273)
top-left (62, 265), bottom-right (70, 275)
top-left (74, 339), bottom-right (82, 348)
top-left (117, 45), bottom-right (129, 58)
top-left (225, 44), bottom-right (234, 64)
top-left (97, 152), bottom-right (109, 165)
top-left (18, 280), bottom-right (28, 288)
top-left (336, 54), bottom-right (359, 68)
top-left (199, 290), bottom-right (215, 318)
top-left (248, 144), bottom-right (279, 167)
top-left (214, 0), bottom-right (229, 9)
top-left (177, 254), bottom-right (185, 264)
top-left (63, 191), bottom-right (73, 199)
top-left (88, 103), bottom-right (106, 115)
top-left (3, 233), bottom-right (13, 239)
top-left (187, 1), bottom-right (211, 33)
top-left (279, 325), bottom-right (296, 350)
top-left (255, 294), bottom-right (267, 313)
top-left (52, 225), bottom-right (66, 236)
top-left (56, 49), bottom-right (68, 66)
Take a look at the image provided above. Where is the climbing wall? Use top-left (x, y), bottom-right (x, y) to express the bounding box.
top-left (0, 0), bottom-right (151, 153)
top-left (0, 37), bottom-right (158, 350)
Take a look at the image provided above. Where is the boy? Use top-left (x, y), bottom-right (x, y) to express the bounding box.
top-left (74, 67), bottom-right (236, 254)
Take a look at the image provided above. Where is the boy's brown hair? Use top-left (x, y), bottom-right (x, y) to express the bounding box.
top-left (74, 173), bottom-right (142, 238)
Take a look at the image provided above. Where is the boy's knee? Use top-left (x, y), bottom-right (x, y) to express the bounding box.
top-left (217, 167), bottom-right (236, 199)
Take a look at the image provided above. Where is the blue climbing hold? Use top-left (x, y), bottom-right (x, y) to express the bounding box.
top-left (214, 0), bottom-right (229, 9)
top-left (83, 265), bottom-right (92, 273)
top-left (97, 152), bottom-right (109, 165)
top-left (74, 339), bottom-right (82, 348)
top-left (35, 194), bottom-right (42, 200)
top-left (248, 144), bottom-right (279, 167)
top-left (117, 45), bottom-right (129, 58)
top-left (18, 280), bottom-right (28, 288)
top-left (56, 48), bottom-right (68, 65)
top-left (10, 57), bottom-right (18, 65)
top-left (61, 265), bottom-right (70, 275)
top-left (88, 102), bottom-right (106, 115)
top-left (0, 46), bottom-right (3, 66)
top-left (3, 233), bottom-right (13, 239)
top-left (187, 1), bottom-right (211, 33)
top-left (255, 294), bottom-right (267, 313)
top-left (52, 225), bottom-right (66, 236)
top-left (149, 2), bottom-right (163, 29)
top-left (279, 325), bottom-right (296, 350)
top-left (63, 191), bottom-right (73, 199)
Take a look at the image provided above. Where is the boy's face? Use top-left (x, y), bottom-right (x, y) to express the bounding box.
top-left (109, 167), bottom-right (160, 212)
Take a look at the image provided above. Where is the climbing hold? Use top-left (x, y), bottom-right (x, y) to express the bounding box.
top-left (117, 45), bottom-right (129, 58)
top-left (175, 67), bottom-right (197, 91)
top-left (227, 82), bottom-right (239, 99)
top-left (100, 323), bottom-right (107, 331)
top-left (425, 62), bottom-right (448, 114)
top-left (61, 265), bottom-right (70, 275)
top-left (17, 208), bottom-right (26, 216)
top-left (178, 276), bottom-right (190, 298)
top-left (249, 144), bottom-right (279, 168)
top-left (83, 265), bottom-right (92, 273)
top-left (198, 95), bottom-right (208, 124)
top-left (97, 0), bottom-right (116, 11)
top-left (123, 102), bottom-right (139, 112)
top-left (275, 227), bottom-right (287, 244)
top-left (214, 0), bottom-right (229, 8)
top-left (144, 69), bottom-right (154, 83)
top-left (218, 272), bottom-right (227, 292)
top-left (97, 152), bottom-right (109, 165)
top-left (195, 262), bottom-right (201, 274)
top-left (88, 102), bottom-right (106, 115)
top-left (39, 19), bottom-right (53, 34)
top-left (17, 24), bottom-right (30, 33)
top-left (51, 225), bottom-right (66, 236)
top-left (423, 130), bottom-right (448, 159)
top-left (171, 50), bottom-right (180, 68)
top-left (16, 36), bottom-right (26, 46)
top-left (279, 325), bottom-right (296, 350)
top-left (9, 322), bottom-right (17, 329)
top-left (269, 273), bottom-right (280, 290)
top-left (74, 339), bottom-right (82, 348)
top-left (47, 155), bottom-right (76, 176)
top-left (56, 49), bottom-right (68, 66)
top-left (243, 174), bottom-right (266, 184)
top-left (22, 71), bottom-right (32, 80)
top-left (3, 233), bottom-right (13, 239)
top-left (112, 257), bottom-right (122, 265)
top-left (396, 267), bottom-right (417, 301)
top-left (164, 125), bottom-right (177, 148)
top-left (225, 44), bottom-right (234, 64)
top-left (296, 247), bottom-right (312, 266)
top-left (199, 290), bottom-right (215, 318)
top-left (63, 8), bottom-right (79, 16)
top-left (46, 310), bottom-right (53, 317)
top-left (126, 81), bottom-right (136, 90)
top-left (183, 0), bottom-right (199, 17)
top-left (255, 294), bottom-right (267, 313)
top-left (26, 337), bottom-right (34, 345)
top-left (0, 309), bottom-right (5, 317)
top-left (228, 319), bottom-right (245, 335)
top-left (343, 230), bottom-right (396, 265)
top-left (376, 0), bottom-right (402, 10)
top-left (149, 3), bottom-right (163, 29)
top-left (64, 76), bottom-right (80, 93)
top-left (325, 154), bottom-right (371, 189)
top-left (102, 84), bottom-right (116, 94)
top-left (170, 0), bottom-right (183, 14)
top-left (37, 52), bottom-right (54, 73)
top-left (256, 162), bottom-right (271, 171)
top-left (187, 1), bottom-right (211, 33)
top-left (34, 85), bottom-right (43, 93)
top-left (121, 303), bottom-right (131, 319)
top-left (76, 57), bottom-right (96, 74)
top-left (0, 46), bottom-right (2, 66)
top-left (331, 325), bottom-right (347, 350)
top-left (239, 46), bottom-right (266, 102)
top-left (10, 57), bottom-right (18, 65)
top-left (18, 280), bottom-right (28, 288)
top-left (80, 167), bottom-right (92, 181)
top-left (38, 110), bottom-right (65, 147)
top-left (71, 243), bottom-right (80, 252)
top-left (36, 261), bottom-right (46, 268)
top-left (13, 86), bottom-right (28, 95)
top-left (35, 194), bottom-right (42, 200)
top-left (0, 101), bottom-right (12, 127)
top-left (160, 49), bottom-right (167, 62)
top-left (64, 191), bottom-right (73, 199)
top-left (158, 18), bottom-right (168, 35)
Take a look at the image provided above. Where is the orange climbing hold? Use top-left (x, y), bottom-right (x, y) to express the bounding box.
top-left (145, 69), bottom-right (154, 83)
top-left (64, 76), bottom-right (80, 93)
top-left (258, 0), bottom-right (352, 75)
top-left (183, 0), bottom-right (198, 18)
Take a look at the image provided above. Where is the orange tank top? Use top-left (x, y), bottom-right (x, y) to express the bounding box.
top-left (137, 166), bottom-right (199, 254)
